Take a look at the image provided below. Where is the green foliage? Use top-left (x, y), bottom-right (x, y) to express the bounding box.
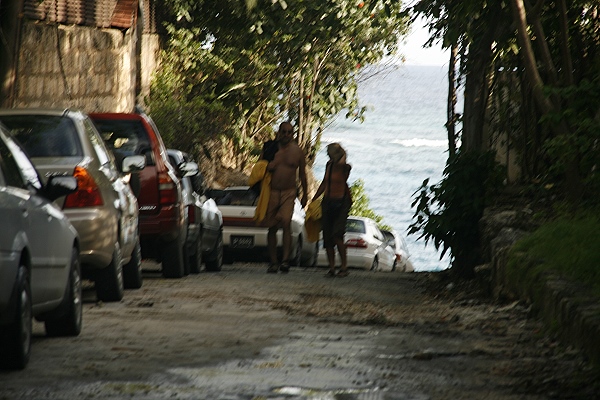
top-left (409, 150), bottom-right (505, 277)
top-left (507, 210), bottom-right (600, 297)
top-left (540, 73), bottom-right (600, 200)
top-left (147, 0), bottom-right (410, 160)
top-left (348, 179), bottom-right (391, 231)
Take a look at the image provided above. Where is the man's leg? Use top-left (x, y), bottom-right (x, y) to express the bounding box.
top-left (281, 219), bottom-right (292, 263)
top-left (268, 226), bottom-right (278, 264)
top-left (326, 247), bottom-right (336, 270)
top-left (267, 226), bottom-right (279, 273)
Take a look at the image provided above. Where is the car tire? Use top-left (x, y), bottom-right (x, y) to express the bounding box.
top-left (204, 233), bottom-right (223, 272)
top-left (290, 236), bottom-right (302, 267)
top-left (161, 234), bottom-right (185, 278)
top-left (95, 244), bottom-right (124, 302)
top-left (188, 234), bottom-right (203, 274)
top-left (370, 256), bottom-right (379, 271)
top-left (45, 247), bottom-right (83, 337)
top-left (0, 264), bottom-right (32, 370)
top-left (123, 238), bottom-right (143, 289)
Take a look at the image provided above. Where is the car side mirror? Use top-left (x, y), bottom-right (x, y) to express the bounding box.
top-left (44, 176), bottom-right (78, 201)
top-left (178, 161), bottom-right (199, 177)
top-left (122, 155), bottom-right (146, 173)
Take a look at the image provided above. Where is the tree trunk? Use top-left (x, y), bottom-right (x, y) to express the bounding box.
top-left (461, 21), bottom-right (498, 152)
top-left (511, 0), bottom-right (583, 203)
top-left (446, 44), bottom-right (458, 158)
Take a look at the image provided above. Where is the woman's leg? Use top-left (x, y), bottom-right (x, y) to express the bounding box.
top-left (336, 236), bottom-right (348, 273)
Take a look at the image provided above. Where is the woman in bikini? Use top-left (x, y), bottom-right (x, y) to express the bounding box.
top-left (312, 143), bottom-right (352, 277)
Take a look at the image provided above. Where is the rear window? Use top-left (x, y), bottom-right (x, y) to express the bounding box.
top-left (216, 189), bottom-right (258, 206)
top-left (93, 119), bottom-right (151, 159)
top-left (0, 115), bottom-right (82, 157)
top-left (346, 219), bottom-right (366, 234)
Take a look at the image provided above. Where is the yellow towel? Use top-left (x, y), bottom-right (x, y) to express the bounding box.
top-left (248, 160), bottom-right (271, 223)
top-left (304, 197), bottom-right (322, 242)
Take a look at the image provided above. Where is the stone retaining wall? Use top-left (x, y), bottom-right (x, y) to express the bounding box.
top-left (12, 21), bottom-right (137, 112)
top-left (482, 209), bottom-right (600, 364)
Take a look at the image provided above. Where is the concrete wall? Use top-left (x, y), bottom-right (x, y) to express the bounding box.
top-left (11, 20), bottom-right (138, 112)
top-left (139, 33), bottom-right (161, 107)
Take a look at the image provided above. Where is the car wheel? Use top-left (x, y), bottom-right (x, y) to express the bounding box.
top-left (95, 244), bottom-right (124, 302)
top-left (161, 234), bottom-right (185, 278)
top-left (0, 264), bottom-right (32, 370)
top-left (290, 236), bottom-right (302, 267)
top-left (188, 234), bottom-right (203, 274)
top-left (123, 238), bottom-right (143, 289)
top-left (370, 256), bottom-right (379, 271)
top-left (45, 247), bottom-right (83, 337)
top-left (204, 233), bottom-right (223, 272)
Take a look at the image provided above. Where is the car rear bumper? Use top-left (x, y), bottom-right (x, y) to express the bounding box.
top-left (64, 208), bottom-right (117, 270)
top-left (139, 205), bottom-right (184, 243)
top-left (345, 249), bottom-right (375, 270)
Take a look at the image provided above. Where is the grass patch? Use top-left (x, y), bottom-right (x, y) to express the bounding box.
top-left (507, 209), bottom-right (600, 297)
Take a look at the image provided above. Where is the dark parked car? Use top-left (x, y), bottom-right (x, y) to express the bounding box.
top-left (0, 109), bottom-right (146, 302)
top-left (89, 110), bottom-right (189, 278)
top-left (167, 149), bottom-right (224, 273)
top-left (0, 123), bottom-right (81, 370)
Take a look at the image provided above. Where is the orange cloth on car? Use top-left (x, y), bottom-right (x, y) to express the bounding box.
top-left (248, 160), bottom-right (271, 223)
top-left (304, 196), bottom-right (322, 243)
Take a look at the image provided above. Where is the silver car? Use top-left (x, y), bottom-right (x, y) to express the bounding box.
top-left (0, 109), bottom-right (145, 302)
top-left (0, 123), bottom-right (81, 370)
top-left (382, 229), bottom-right (414, 272)
top-left (167, 149), bottom-right (224, 273)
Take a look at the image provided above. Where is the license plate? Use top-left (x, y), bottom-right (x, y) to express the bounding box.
top-left (231, 236), bottom-right (254, 248)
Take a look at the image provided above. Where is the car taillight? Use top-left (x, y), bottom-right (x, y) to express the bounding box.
top-left (158, 172), bottom-right (178, 205)
top-left (187, 205), bottom-right (196, 224)
top-left (396, 254), bottom-right (402, 261)
top-left (64, 166), bottom-right (103, 208)
top-left (345, 238), bottom-right (368, 248)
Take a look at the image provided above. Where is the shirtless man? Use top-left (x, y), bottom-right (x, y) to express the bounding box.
top-left (265, 121), bottom-right (308, 273)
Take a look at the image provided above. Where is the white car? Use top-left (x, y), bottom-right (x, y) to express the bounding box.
top-left (316, 216), bottom-right (396, 271)
top-left (211, 186), bottom-right (316, 266)
top-left (382, 229), bottom-right (414, 272)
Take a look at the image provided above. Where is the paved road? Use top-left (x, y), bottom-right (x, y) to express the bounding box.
top-left (0, 263), bottom-right (597, 399)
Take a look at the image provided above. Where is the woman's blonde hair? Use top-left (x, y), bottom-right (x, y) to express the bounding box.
top-left (327, 142), bottom-right (346, 163)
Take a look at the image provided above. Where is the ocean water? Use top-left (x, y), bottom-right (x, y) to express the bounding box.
top-left (313, 65), bottom-right (452, 272)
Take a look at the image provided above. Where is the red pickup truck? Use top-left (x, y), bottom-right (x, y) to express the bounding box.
top-left (90, 111), bottom-right (188, 278)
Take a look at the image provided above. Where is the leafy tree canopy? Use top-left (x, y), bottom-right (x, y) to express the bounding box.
top-left (147, 0), bottom-right (410, 165)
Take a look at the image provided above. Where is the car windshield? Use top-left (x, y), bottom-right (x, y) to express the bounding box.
top-left (216, 189), bottom-right (258, 206)
top-left (346, 219), bottom-right (366, 234)
top-left (93, 119), bottom-right (151, 158)
top-left (0, 115), bottom-right (82, 157)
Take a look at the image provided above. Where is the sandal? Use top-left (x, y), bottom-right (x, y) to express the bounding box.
top-left (267, 263), bottom-right (278, 273)
top-left (336, 270), bottom-right (349, 278)
top-left (279, 261), bottom-right (290, 274)
top-left (324, 270), bottom-right (336, 277)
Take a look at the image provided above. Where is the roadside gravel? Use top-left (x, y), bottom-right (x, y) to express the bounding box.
top-left (0, 262), bottom-right (597, 399)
